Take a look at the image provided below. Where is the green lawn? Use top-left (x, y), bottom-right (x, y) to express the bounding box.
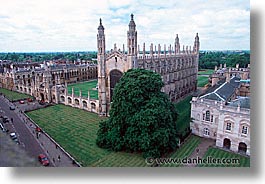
top-left (198, 69), bottom-right (214, 75)
top-left (26, 104), bottom-right (146, 167)
top-left (198, 147), bottom-right (250, 167)
top-left (197, 75), bottom-right (209, 87)
top-left (161, 135), bottom-right (201, 167)
top-left (26, 103), bottom-right (202, 167)
top-left (0, 88), bottom-right (31, 101)
top-left (67, 80), bottom-right (98, 100)
top-left (175, 95), bottom-right (192, 136)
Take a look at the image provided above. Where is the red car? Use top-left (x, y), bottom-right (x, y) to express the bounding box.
top-left (36, 127), bottom-right (42, 132)
top-left (38, 154), bottom-right (49, 166)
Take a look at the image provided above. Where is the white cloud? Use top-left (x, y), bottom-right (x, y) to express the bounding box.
top-left (0, 0), bottom-right (249, 52)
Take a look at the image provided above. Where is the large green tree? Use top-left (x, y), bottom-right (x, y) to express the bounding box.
top-left (96, 69), bottom-right (179, 158)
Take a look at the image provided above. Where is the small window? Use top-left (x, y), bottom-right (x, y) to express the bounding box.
top-left (226, 122), bottom-right (232, 131)
top-left (211, 115), bottom-right (213, 122)
top-left (203, 128), bottom-right (210, 136)
top-left (242, 126), bottom-right (248, 135)
top-left (203, 113), bottom-right (205, 120)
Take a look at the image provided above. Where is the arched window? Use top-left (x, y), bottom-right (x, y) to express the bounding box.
top-left (68, 97), bottom-right (72, 104)
top-left (61, 96), bottom-right (65, 102)
top-left (203, 128), bottom-right (210, 136)
top-left (83, 101), bottom-right (87, 108)
top-left (206, 110), bottom-right (210, 121)
top-left (91, 103), bottom-right (96, 111)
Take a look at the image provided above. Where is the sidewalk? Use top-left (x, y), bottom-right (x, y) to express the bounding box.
top-left (1, 95), bottom-right (79, 167)
top-left (21, 109), bottom-right (80, 167)
top-left (185, 137), bottom-right (215, 167)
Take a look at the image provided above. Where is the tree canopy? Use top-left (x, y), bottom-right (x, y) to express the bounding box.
top-left (199, 51), bottom-right (250, 69)
top-left (96, 69), bottom-right (179, 158)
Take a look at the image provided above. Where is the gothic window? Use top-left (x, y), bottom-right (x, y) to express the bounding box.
top-left (226, 122), bottom-right (232, 131)
top-left (242, 126), bottom-right (248, 135)
top-left (205, 110), bottom-right (210, 121)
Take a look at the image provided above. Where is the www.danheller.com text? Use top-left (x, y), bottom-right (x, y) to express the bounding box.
top-left (145, 156), bottom-right (241, 166)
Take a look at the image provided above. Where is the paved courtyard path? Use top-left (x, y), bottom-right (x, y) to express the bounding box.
top-left (185, 137), bottom-right (215, 167)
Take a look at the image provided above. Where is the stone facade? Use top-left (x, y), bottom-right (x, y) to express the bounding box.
top-left (97, 14), bottom-right (200, 116)
top-left (0, 61), bottom-right (99, 113)
top-left (190, 71), bottom-right (250, 156)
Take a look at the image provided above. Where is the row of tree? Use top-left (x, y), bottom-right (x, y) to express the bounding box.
top-left (1, 51), bottom-right (250, 69)
top-left (199, 51), bottom-right (250, 69)
top-left (0, 52), bottom-right (97, 62)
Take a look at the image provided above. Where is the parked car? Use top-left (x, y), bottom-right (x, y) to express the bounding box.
top-left (0, 122), bottom-right (7, 132)
top-left (35, 127), bottom-right (42, 132)
top-left (19, 100), bottom-right (25, 104)
top-left (38, 154), bottom-right (49, 166)
top-left (3, 116), bottom-right (9, 123)
top-left (10, 132), bottom-right (19, 144)
top-left (27, 98), bottom-right (33, 102)
top-left (9, 105), bottom-right (15, 110)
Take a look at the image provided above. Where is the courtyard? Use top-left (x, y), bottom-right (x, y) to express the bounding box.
top-left (25, 103), bottom-right (200, 167)
top-left (67, 80), bottom-right (98, 99)
top-left (25, 99), bottom-right (249, 167)
top-left (197, 69), bottom-right (214, 87)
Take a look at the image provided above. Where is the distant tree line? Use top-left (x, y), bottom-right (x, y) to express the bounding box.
top-left (199, 51), bottom-right (250, 69)
top-left (0, 52), bottom-right (97, 62)
top-left (1, 51), bottom-right (250, 69)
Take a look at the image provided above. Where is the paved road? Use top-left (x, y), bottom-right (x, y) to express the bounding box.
top-left (0, 95), bottom-right (78, 167)
top-left (0, 96), bottom-right (53, 166)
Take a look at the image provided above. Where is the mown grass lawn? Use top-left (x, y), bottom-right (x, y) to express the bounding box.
top-left (67, 80), bottom-right (98, 100)
top-left (197, 75), bottom-right (209, 87)
top-left (0, 88), bottom-right (31, 101)
top-left (161, 135), bottom-right (201, 167)
top-left (198, 147), bottom-right (250, 167)
top-left (26, 103), bottom-right (202, 167)
top-left (198, 69), bottom-right (214, 75)
top-left (175, 95), bottom-right (192, 136)
top-left (26, 104), bottom-right (146, 167)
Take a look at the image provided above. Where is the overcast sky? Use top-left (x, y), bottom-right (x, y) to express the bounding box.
top-left (0, 0), bottom-right (250, 52)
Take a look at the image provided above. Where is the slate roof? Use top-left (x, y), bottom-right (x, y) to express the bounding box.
top-left (228, 97), bottom-right (250, 109)
top-left (200, 76), bottom-right (241, 102)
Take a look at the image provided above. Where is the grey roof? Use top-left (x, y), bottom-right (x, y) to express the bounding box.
top-left (228, 97), bottom-right (250, 109)
top-left (200, 76), bottom-right (241, 102)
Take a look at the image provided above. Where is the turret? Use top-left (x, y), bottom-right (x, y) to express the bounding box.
top-left (97, 18), bottom-right (105, 56)
top-left (193, 33), bottom-right (200, 54)
top-left (127, 14), bottom-right (138, 68)
top-left (127, 14), bottom-right (137, 56)
top-left (97, 18), bottom-right (107, 116)
top-left (175, 34), bottom-right (180, 54)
